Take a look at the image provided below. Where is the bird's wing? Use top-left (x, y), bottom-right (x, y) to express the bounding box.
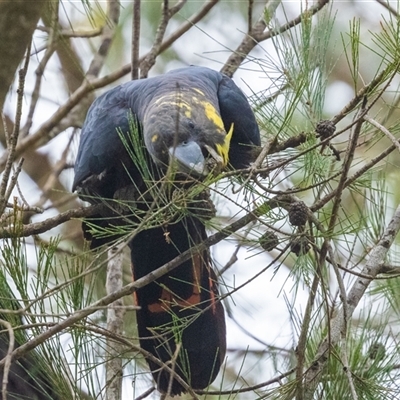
top-left (72, 79), bottom-right (149, 200)
top-left (217, 74), bottom-right (261, 168)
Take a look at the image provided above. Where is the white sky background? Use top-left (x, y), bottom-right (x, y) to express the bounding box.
top-left (2, 0), bottom-right (396, 398)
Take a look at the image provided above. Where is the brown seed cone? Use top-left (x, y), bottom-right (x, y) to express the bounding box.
top-left (259, 230), bottom-right (279, 251)
top-left (315, 120), bottom-right (336, 139)
top-left (290, 236), bottom-right (310, 256)
top-left (288, 201), bottom-right (309, 227)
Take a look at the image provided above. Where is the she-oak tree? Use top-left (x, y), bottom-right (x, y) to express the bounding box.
top-left (1, 1), bottom-right (400, 399)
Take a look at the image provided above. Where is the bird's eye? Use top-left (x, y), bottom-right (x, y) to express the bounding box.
top-left (188, 121), bottom-right (195, 129)
top-left (182, 140), bottom-right (188, 146)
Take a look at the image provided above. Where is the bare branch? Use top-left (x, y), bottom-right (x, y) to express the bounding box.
top-left (0, 46), bottom-right (30, 215)
top-left (0, 319), bottom-right (14, 400)
top-left (86, 0), bottom-right (120, 79)
top-left (375, 0), bottom-right (398, 16)
top-left (221, 0), bottom-right (272, 78)
top-left (134, 386), bottom-right (156, 400)
top-left (20, 2), bottom-right (59, 138)
top-left (139, 0), bottom-right (187, 78)
top-left (364, 114), bottom-right (400, 154)
top-left (36, 25), bottom-right (104, 38)
top-left (131, 0), bottom-right (141, 80)
top-left (0, 204), bottom-right (101, 239)
top-left (105, 245), bottom-right (125, 400)
top-left (221, 0), bottom-right (330, 77)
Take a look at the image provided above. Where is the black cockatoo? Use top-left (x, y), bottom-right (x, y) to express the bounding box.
top-left (73, 66), bottom-right (260, 395)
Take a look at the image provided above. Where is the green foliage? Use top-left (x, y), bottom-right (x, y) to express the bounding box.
top-left (4, 1), bottom-right (400, 399)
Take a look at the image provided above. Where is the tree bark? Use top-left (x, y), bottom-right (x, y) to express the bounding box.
top-left (0, 0), bottom-right (49, 111)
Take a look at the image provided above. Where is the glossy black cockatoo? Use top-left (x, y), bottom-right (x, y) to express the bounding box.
top-left (73, 66), bottom-right (260, 395)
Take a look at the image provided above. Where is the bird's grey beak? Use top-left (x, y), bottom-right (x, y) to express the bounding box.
top-left (169, 141), bottom-right (209, 177)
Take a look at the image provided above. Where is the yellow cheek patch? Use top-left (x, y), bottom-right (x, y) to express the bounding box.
top-left (190, 95), bottom-right (233, 167)
top-left (151, 134), bottom-right (158, 143)
top-left (200, 101), bottom-right (225, 131)
top-left (215, 123), bottom-right (234, 166)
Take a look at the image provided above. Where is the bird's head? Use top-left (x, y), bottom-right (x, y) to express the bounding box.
top-left (142, 92), bottom-right (233, 177)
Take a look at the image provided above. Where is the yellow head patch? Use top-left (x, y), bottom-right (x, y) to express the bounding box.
top-left (154, 94), bottom-right (193, 118)
top-left (199, 101), bottom-right (225, 131)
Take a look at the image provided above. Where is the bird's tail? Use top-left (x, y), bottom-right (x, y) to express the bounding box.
top-left (129, 216), bottom-right (226, 395)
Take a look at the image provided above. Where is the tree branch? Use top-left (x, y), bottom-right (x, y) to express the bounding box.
top-left (105, 244), bottom-right (124, 400)
top-left (303, 204), bottom-right (400, 399)
top-left (0, 1), bottom-right (219, 174)
top-left (221, 0), bottom-right (330, 77)
top-left (0, 194), bottom-right (290, 368)
top-left (131, 0), bottom-right (141, 80)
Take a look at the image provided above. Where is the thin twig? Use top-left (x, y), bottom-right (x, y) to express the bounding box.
top-left (0, 204), bottom-right (102, 238)
top-left (196, 367), bottom-right (296, 395)
top-left (165, 343), bottom-right (186, 399)
top-left (139, 0), bottom-right (187, 78)
top-left (35, 131), bottom-right (76, 209)
top-left (36, 25), bottom-right (104, 38)
top-left (247, 0), bottom-right (253, 33)
top-left (375, 0), bottom-right (398, 16)
top-left (140, 0), bottom-right (169, 78)
top-left (131, 0), bottom-right (141, 80)
top-left (310, 139), bottom-right (397, 213)
top-left (328, 245), bottom-right (358, 400)
top-left (0, 48), bottom-right (31, 215)
top-left (86, 0), bottom-right (120, 79)
top-left (221, 0), bottom-right (277, 78)
top-left (331, 66), bottom-right (395, 126)
top-left (1, 159), bottom-right (24, 219)
top-left (364, 114), bottom-right (400, 154)
top-left (158, 0), bottom-right (218, 56)
top-left (295, 272), bottom-right (321, 400)
top-left (21, 2), bottom-right (59, 138)
top-left (232, 137), bottom-right (277, 193)
top-left (221, 0), bottom-right (330, 77)
top-left (0, 319), bottom-right (14, 400)
top-left (303, 107), bottom-right (367, 400)
top-left (134, 386), bottom-right (156, 400)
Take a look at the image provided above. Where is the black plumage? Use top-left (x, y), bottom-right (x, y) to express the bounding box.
top-left (130, 217), bottom-right (226, 394)
top-left (73, 66), bottom-right (260, 395)
top-left (73, 66), bottom-right (260, 194)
